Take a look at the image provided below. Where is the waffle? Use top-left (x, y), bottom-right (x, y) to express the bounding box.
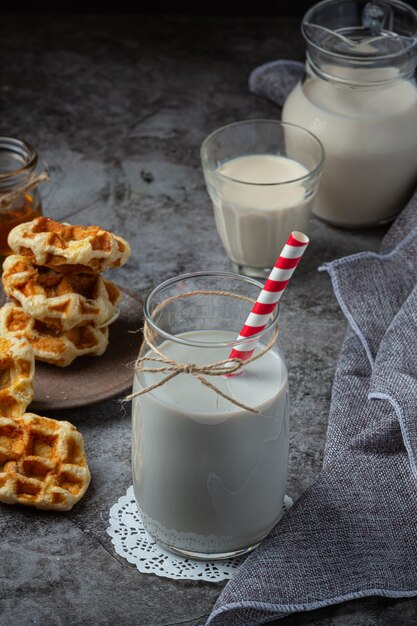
top-left (8, 216), bottom-right (131, 274)
top-left (0, 304), bottom-right (109, 367)
top-left (3, 254), bottom-right (121, 331)
top-left (0, 336), bottom-right (34, 419)
top-left (0, 413), bottom-right (90, 511)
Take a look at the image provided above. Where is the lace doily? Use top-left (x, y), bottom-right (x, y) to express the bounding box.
top-left (107, 485), bottom-right (293, 582)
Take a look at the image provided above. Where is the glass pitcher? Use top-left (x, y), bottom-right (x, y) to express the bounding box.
top-left (282, 0), bottom-right (417, 227)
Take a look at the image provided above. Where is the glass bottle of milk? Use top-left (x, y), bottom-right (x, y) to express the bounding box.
top-left (131, 272), bottom-right (289, 560)
top-left (282, 0), bottom-right (417, 227)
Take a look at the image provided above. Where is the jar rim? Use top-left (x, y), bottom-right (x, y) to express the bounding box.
top-left (0, 136), bottom-right (38, 180)
top-left (144, 271), bottom-right (280, 349)
top-left (302, 0), bottom-right (417, 63)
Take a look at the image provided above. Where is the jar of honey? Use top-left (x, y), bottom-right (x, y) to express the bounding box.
top-left (0, 137), bottom-right (46, 256)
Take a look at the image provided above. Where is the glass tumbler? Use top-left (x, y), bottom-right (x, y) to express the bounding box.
top-left (201, 119), bottom-right (323, 278)
top-left (131, 271), bottom-right (289, 560)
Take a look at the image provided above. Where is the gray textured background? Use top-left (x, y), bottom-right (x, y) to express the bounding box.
top-left (1, 12), bottom-right (416, 626)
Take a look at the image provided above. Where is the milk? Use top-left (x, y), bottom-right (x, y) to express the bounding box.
top-left (283, 76), bottom-right (417, 226)
top-left (132, 329), bottom-right (289, 557)
top-left (208, 154), bottom-right (313, 271)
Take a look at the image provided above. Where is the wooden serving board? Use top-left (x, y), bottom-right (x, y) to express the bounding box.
top-left (0, 287), bottom-right (143, 411)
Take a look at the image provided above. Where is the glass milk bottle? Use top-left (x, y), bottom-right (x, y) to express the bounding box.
top-left (282, 0), bottom-right (417, 227)
top-left (131, 271), bottom-right (289, 560)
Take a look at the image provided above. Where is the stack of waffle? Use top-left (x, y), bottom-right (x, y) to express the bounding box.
top-left (0, 217), bottom-right (131, 367)
top-left (0, 336), bottom-right (91, 511)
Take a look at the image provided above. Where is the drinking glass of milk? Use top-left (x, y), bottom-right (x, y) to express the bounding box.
top-left (200, 119), bottom-right (323, 278)
top-left (282, 0), bottom-right (417, 227)
top-left (131, 271), bottom-right (289, 559)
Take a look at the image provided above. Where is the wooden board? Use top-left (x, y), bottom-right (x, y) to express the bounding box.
top-left (0, 287), bottom-right (143, 411)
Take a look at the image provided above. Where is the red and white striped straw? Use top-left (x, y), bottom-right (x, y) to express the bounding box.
top-left (228, 231), bottom-right (309, 362)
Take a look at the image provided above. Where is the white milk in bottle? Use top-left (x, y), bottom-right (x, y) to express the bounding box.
top-left (132, 328), bottom-right (289, 558)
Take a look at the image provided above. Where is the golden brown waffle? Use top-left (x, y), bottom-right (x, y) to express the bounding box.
top-left (0, 413), bottom-right (90, 511)
top-left (8, 216), bottom-right (131, 274)
top-left (0, 336), bottom-right (34, 419)
top-left (3, 254), bottom-right (121, 331)
top-left (0, 304), bottom-right (109, 367)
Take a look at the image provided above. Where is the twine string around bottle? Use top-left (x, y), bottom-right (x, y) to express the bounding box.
top-left (0, 170), bottom-right (49, 211)
top-left (126, 289), bottom-right (279, 414)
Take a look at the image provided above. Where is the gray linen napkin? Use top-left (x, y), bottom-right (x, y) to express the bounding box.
top-left (205, 63), bottom-right (417, 626)
top-left (248, 60), bottom-right (303, 107)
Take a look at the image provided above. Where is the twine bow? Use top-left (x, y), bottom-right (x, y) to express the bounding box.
top-left (126, 290), bottom-right (279, 414)
top-left (0, 171), bottom-right (49, 212)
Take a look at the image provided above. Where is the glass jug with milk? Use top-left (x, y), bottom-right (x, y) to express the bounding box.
top-left (282, 0), bottom-right (417, 227)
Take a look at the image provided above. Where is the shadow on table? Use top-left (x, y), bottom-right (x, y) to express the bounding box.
top-left (267, 595), bottom-right (417, 626)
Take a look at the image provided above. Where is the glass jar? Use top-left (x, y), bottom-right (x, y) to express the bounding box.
top-left (131, 271), bottom-right (289, 560)
top-left (0, 137), bottom-right (44, 256)
top-left (282, 0), bottom-right (417, 227)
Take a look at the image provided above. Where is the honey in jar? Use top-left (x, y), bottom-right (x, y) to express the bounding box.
top-left (0, 137), bottom-right (45, 257)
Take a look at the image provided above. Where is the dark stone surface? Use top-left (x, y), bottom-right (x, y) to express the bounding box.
top-left (1, 12), bottom-right (416, 626)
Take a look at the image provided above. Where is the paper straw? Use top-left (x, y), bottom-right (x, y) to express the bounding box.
top-left (228, 231), bottom-right (309, 362)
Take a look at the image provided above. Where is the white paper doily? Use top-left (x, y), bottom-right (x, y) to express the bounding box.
top-left (107, 486), bottom-right (293, 582)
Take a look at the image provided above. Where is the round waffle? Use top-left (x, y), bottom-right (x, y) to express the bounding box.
top-left (0, 413), bottom-right (90, 511)
top-left (0, 304), bottom-right (109, 367)
top-left (3, 254), bottom-right (121, 331)
top-left (8, 216), bottom-right (131, 274)
top-left (0, 336), bottom-right (34, 419)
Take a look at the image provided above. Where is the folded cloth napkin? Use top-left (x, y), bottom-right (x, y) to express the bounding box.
top-left (206, 185), bottom-right (417, 626)
top-left (248, 59), bottom-right (303, 107)
top-left (205, 63), bottom-right (417, 626)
